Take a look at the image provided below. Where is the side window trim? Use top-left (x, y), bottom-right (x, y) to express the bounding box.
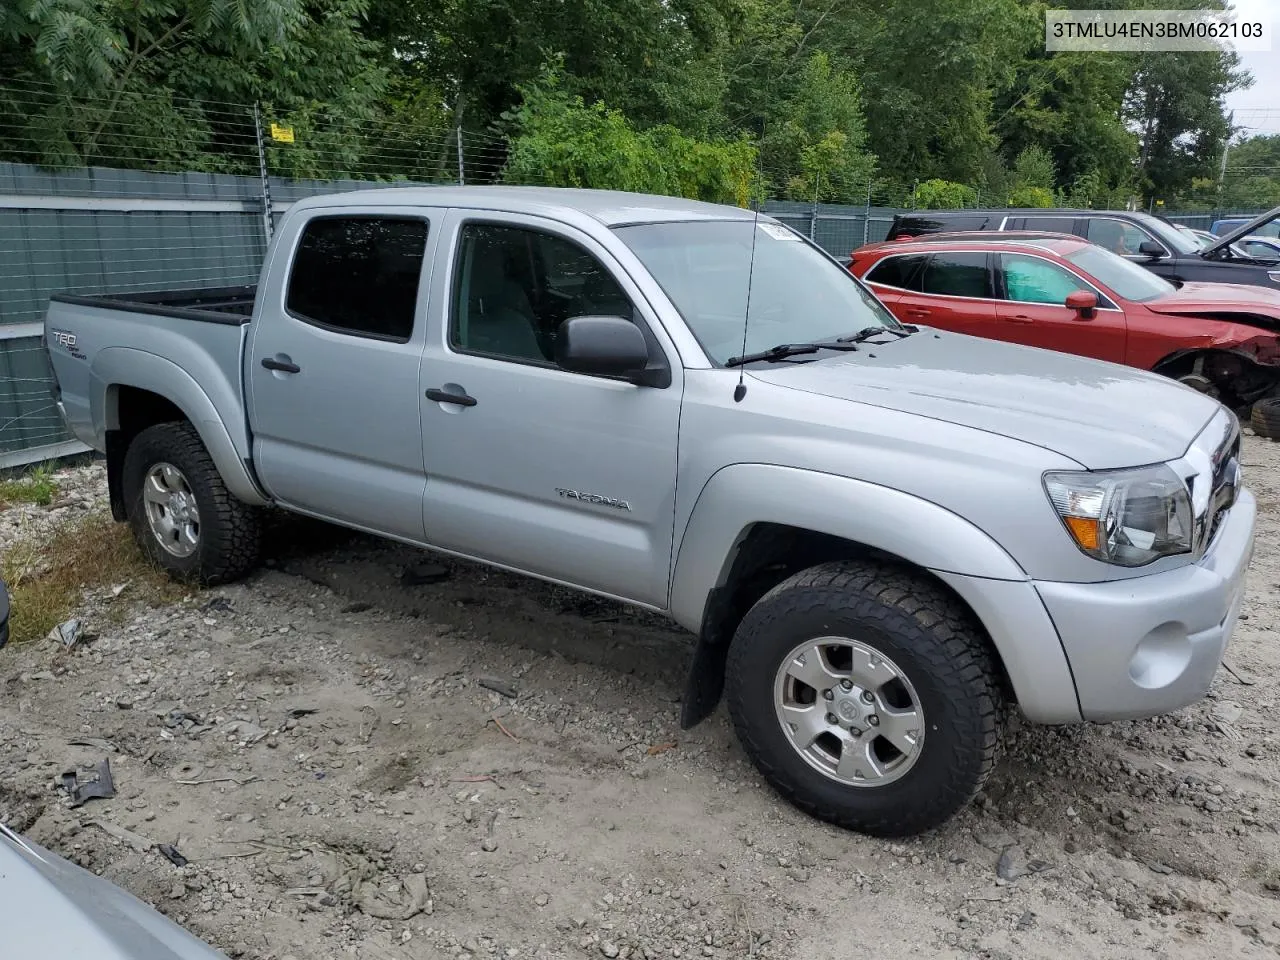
top-left (283, 212), bottom-right (431, 344)
top-left (995, 252), bottom-right (1120, 310)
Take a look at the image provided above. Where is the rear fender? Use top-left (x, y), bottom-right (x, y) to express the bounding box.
top-left (94, 348), bottom-right (268, 507)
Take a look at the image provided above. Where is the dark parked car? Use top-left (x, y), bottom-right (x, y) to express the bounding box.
top-left (884, 206), bottom-right (1280, 292)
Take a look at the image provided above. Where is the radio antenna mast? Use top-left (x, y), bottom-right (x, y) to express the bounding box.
top-left (733, 200), bottom-right (761, 403)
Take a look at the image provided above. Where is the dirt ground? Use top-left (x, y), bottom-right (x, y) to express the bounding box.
top-left (4, 437), bottom-right (1280, 960)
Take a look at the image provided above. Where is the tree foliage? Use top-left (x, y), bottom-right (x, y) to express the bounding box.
top-left (0, 0), bottom-right (1270, 207)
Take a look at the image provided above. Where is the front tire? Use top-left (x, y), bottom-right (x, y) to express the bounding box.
top-left (725, 560), bottom-right (1004, 837)
top-left (122, 422), bottom-right (262, 585)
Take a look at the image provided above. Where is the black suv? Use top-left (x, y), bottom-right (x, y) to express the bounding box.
top-left (883, 205), bottom-right (1280, 291)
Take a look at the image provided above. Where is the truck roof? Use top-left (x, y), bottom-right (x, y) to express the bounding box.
top-left (287, 186), bottom-right (760, 227)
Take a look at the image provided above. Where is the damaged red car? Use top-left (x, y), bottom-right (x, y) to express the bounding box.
top-left (848, 232), bottom-right (1280, 418)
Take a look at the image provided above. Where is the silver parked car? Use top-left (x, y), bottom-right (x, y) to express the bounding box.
top-left (0, 823), bottom-right (227, 958)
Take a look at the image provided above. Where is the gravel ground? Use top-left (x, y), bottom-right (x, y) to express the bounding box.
top-left (3, 439), bottom-right (1280, 960)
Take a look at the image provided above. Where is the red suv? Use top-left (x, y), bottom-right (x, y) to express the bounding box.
top-left (848, 232), bottom-right (1280, 415)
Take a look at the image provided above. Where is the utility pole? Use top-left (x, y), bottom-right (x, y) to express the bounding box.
top-left (1218, 110), bottom-right (1235, 200)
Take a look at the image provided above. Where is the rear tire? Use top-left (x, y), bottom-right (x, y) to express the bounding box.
top-left (725, 560), bottom-right (1004, 837)
top-left (122, 422), bottom-right (262, 585)
top-left (1251, 398), bottom-right (1280, 440)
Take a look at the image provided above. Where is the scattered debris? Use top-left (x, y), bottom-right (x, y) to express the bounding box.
top-left (222, 720), bottom-right (269, 745)
top-left (1222, 660), bottom-right (1256, 685)
top-left (478, 676), bottom-right (518, 699)
top-left (996, 846), bottom-right (1052, 882)
top-left (646, 742), bottom-right (677, 756)
top-left (47, 618), bottom-right (82, 649)
top-left (157, 843), bottom-right (189, 867)
top-left (490, 715), bottom-right (520, 743)
top-left (480, 811), bottom-right (500, 852)
top-left (61, 759), bottom-right (116, 807)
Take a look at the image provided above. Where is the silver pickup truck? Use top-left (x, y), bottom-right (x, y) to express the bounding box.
top-left (44, 187), bottom-right (1256, 837)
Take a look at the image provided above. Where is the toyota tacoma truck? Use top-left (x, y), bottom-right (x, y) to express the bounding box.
top-left (44, 187), bottom-right (1256, 837)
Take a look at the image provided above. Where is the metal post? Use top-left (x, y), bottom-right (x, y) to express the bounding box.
top-left (456, 126), bottom-right (465, 185)
top-left (1218, 111), bottom-right (1234, 198)
top-left (863, 177), bottom-right (872, 245)
top-left (253, 103), bottom-right (273, 243)
top-left (809, 198), bottom-right (818, 240)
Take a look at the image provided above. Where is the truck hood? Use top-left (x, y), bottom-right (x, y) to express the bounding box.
top-left (1144, 281), bottom-right (1280, 322)
top-left (1, 825), bottom-right (227, 960)
top-left (748, 329), bottom-right (1218, 469)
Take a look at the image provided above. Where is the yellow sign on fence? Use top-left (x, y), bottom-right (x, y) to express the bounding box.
top-left (269, 123), bottom-right (295, 144)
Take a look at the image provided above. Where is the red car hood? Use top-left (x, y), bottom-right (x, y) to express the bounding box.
top-left (1144, 281), bottom-right (1280, 317)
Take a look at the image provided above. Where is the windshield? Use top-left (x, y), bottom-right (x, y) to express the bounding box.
top-left (1064, 244), bottom-right (1177, 302)
top-left (1137, 215), bottom-right (1201, 255)
top-left (614, 219), bottom-right (901, 365)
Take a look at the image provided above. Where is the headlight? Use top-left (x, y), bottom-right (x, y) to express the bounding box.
top-left (1043, 464), bottom-right (1193, 566)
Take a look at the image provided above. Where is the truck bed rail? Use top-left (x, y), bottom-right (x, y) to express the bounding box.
top-left (49, 285), bottom-right (257, 326)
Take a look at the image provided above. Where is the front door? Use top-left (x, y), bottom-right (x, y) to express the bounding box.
top-left (247, 209), bottom-right (439, 541)
top-left (993, 252), bottom-right (1127, 363)
top-left (419, 211), bottom-right (683, 607)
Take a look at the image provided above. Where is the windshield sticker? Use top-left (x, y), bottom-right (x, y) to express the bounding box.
top-left (758, 222), bottom-right (801, 241)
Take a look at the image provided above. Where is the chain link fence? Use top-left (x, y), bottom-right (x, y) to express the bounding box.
top-left (1, 80), bottom-right (1277, 464)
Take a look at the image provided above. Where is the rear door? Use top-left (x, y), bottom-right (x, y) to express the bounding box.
top-left (993, 252), bottom-right (1126, 363)
top-left (891, 251), bottom-right (998, 336)
top-left (247, 208), bottom-right (439, 541)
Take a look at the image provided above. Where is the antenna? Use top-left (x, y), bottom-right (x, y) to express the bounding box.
top-left (733, 201), bottom-right (761, 403)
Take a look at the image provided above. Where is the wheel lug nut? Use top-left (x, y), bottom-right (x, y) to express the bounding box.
top-left (860, 691), bottom-right (874, 704)
top-left (849, 727), bottom-right (862, 738)
top-left (825, 713), bottom-right (839, 725)
top-left (823, 689), bottom-right (834, 701)
top-left (840, 679), bottom-right (853, 691)
top-left (867, 714), bottom-right (879, 726)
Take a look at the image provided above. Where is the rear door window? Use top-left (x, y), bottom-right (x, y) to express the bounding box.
top-left (865, 254), bottom-right (927, 290)
top-left (286, 215), bottom-right (429, 341)
top-left (889, 214), bottom-right (990, 239)
top-left (1008, 216), bottom-right (1079, 235)
top-left (920, 252), bottom-right (992, 298)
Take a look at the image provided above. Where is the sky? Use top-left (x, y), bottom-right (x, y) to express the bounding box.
top-left (1225, 0), bottom-right (1280, 136)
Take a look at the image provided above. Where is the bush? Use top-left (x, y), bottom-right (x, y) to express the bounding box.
top-left (504, 69), bottom-right (757, 206)
top-left (1006, 185), bottom-right (1055, 207)
top-left (914, 178), bottom-right (977, 209)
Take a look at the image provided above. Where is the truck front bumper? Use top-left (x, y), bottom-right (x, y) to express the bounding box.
top-left (1035, 487), bottom-right (1256, 722)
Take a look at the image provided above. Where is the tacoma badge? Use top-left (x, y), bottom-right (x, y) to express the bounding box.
top-left (555, 488), bottom-right (632, 511)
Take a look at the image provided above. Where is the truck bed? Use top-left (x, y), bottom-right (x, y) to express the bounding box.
top-left (49, 285), bottom-right (257, 325)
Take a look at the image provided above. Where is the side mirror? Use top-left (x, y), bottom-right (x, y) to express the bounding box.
top-left (1137, 240), bottom-right (1166, 259)
top-left (1065, 290), bottom-right (1097, 320)
top-left (555, 316), bottom-right (651, 381)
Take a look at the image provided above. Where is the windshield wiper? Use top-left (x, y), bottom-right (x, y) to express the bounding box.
top-left (725, 341), bottom-right (861, 368)
top-left (837, 325), bottom-right (912, 344)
